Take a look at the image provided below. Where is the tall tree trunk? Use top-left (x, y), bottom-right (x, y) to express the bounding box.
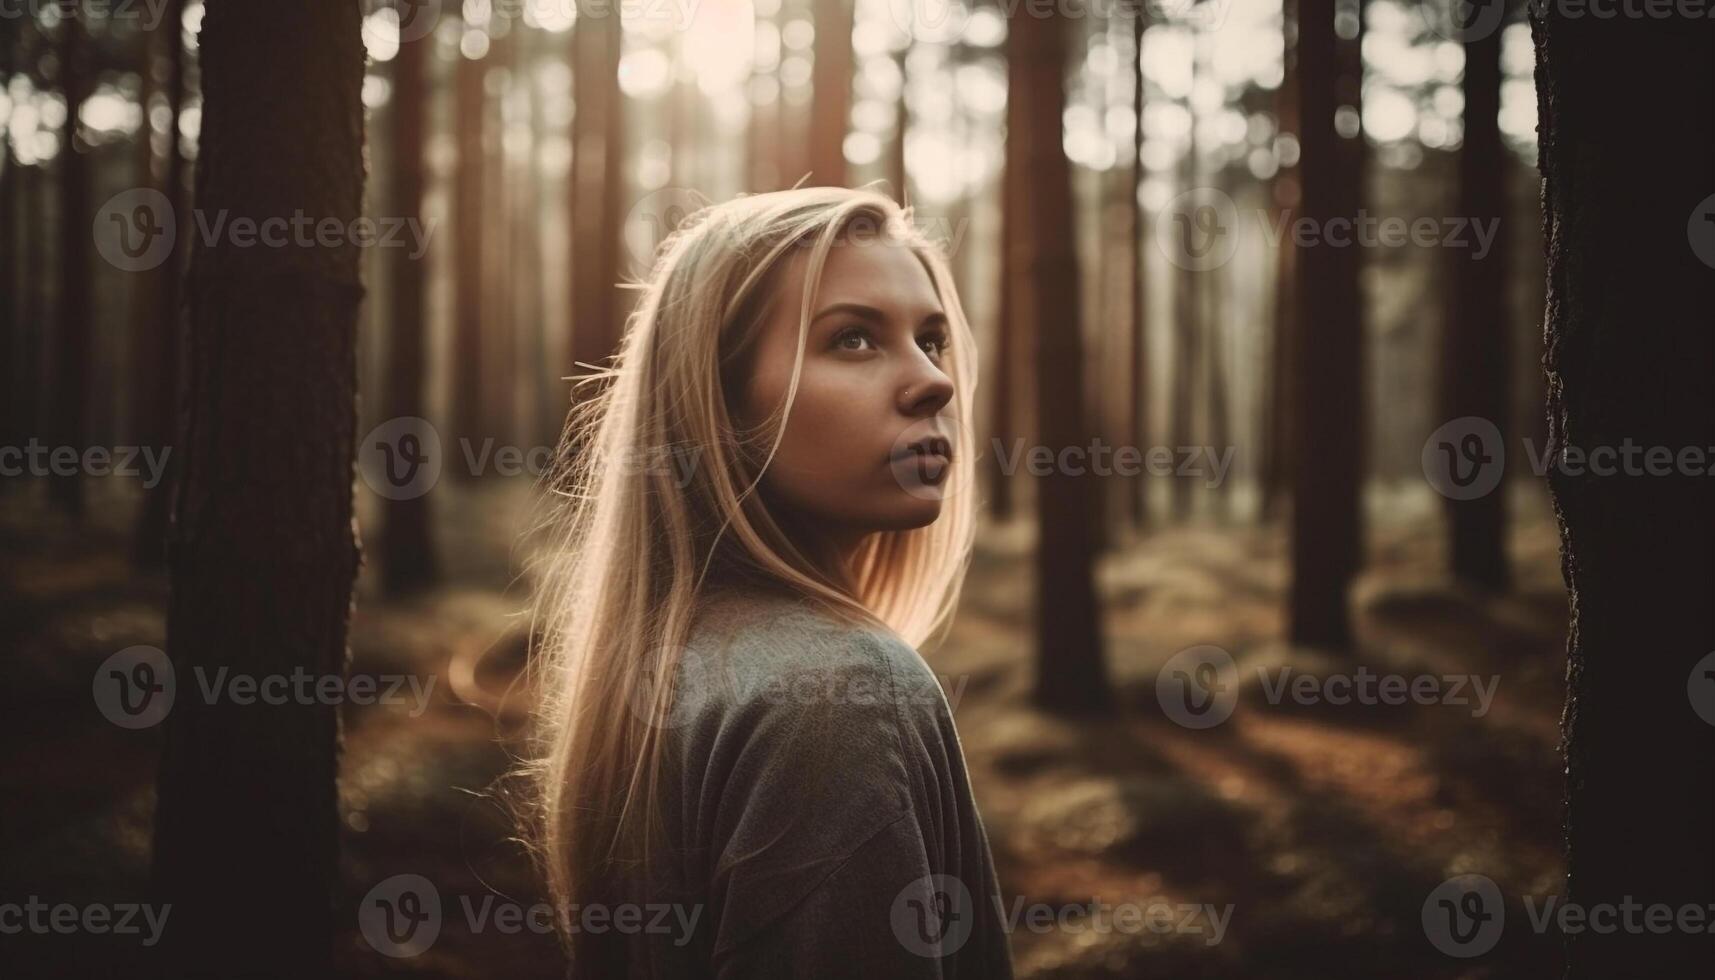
top-left (0, 24), bottom-right (20, 461)
top-left (808, 0), bottom-right (854, 186)
top-left (569, 4), bottom-right (625, 385)
top-left (380, 25), bottom-right (437, 593)
top-left (1287, 0), bottom-right (1365, 649)
top-left (51, 10), bottom-right (92, 516)
top-left (1170, 122), bottom-right (1200, 522)
top-left (1128, 2), bottom-right (1149, 530)
top-left (1536, 14), bottom-right (1715, 977)
top-left (1017, 5), bottom-right (1111, 713)
top-left (453, 32), bottom-right (486, 466)
top-left (1439, 19), bottom-right (1509, 590)
top-left (887, 47), bottom-right (908, 204)
top-left (1260, 0), bottom-right (1299, 523)
top-left (485, 29), bottom-right (517, 447)
top-left (147, 3), bottom-right (366, 976)
top-left (135, 0), bottom-right (188, 567)
top-left (990, 19), bottom-right (1028, 522)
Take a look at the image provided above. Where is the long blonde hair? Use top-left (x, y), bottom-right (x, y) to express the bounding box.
top-left (517, 185), bottom-right (978, 969)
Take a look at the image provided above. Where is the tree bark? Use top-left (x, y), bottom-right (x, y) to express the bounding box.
top-left (808, 0), bottom-right (854, 186)
top-left (453, 31), bottom-right (486, 463)
top-left (1128, 2), bottom-right (1149, 530)
top-left (569, 1), bottom-right (626, 386)
top-left (1535, 13), bottom-right (1715, 976)
top-left (147, 3), bottom-right (366, 976)
top-left (379, 24), bottom-right (437, 593)
top-left (1439, 19), bottom-right (1509, 590)
top-left (1287, 0), bottom-right (1365, 649)
top-left (135, 0), bottom-right (188, 567)
top-left (1016, 4), bottom-right (1111, 713)
top-left (50, 10), bottom-right (92, 516)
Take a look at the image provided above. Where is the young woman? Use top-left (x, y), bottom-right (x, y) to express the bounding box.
top-left (519, 186), bottom-right (1013, 978)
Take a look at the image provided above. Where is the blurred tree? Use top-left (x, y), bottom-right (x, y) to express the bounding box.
top-left (1128, 3), bottom-right (1149, 530)
top-left (1259, 0), bottom-right (1299, 522)
top-left (1537, 12), bottom-right (1715, 977)
top-left (379, 18), bottom-right (437, 593)
top-left (133, 1), bottom-right (189, 568)
top-left (569, 1), bottom-right (625, 384)
top-left (1170, 87), bottom-right (1199, 522)
top-left (990, 19), bottom-right (1024, 521)
top-left (0, 22), bottom-right (20, 460)
top-left (148, 2), bottom-right (366, 975)
top-left (1287, 0), bottom-right (1365, 649)
top-left (809, 0), bottom-right (854, 186)
top-left (1439, 14), bottom-right (1509, 591)
top-left (887, 46), bottom-right (907, 204)
top-left (50, 7), bottom-right (91, 516)
top-left (486, 27), bottom-right (517, 446)
top-left (1014, 5), bottom-right (1112, 713)
top-left (453, 28), bottom-right (486, 464)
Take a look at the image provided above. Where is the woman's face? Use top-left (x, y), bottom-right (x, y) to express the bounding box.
top-left (737, 233), bottom-right (957, 550)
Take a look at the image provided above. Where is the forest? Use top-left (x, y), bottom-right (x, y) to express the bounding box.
top-left (2, 0), bottom-right (1713, 978)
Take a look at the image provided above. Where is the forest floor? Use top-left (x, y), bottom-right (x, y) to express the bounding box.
top-left (1, 478), bottom-right (1567, 978)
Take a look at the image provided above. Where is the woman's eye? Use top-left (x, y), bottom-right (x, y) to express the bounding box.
top-left (833, 327), bottom-right (875, 352)
top-left (919, 333), bottom-right (950, 358)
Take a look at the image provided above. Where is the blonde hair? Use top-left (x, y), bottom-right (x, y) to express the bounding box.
top-left (516, 185), bottom-right (978, 970)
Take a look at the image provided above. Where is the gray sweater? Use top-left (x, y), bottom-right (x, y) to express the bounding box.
top-left (612, 587), bottom-right (1015, 979)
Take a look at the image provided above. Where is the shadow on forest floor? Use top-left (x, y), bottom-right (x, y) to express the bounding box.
top-left (0, 479), bottom-right (1567, 978)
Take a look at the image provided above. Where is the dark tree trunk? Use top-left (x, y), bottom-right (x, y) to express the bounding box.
top-left (990, 15), bottom-right (1027, 522)
top-left (147, 3), bottom-right (366, 976)
top-left (453, 32), bottom-right (486, 463)
top-left (1017, 2), bottom-right (1111, 713)
top-left (1259, 0), bottom-right (1300, 523)
top-left (1170, 134), bottom-right (1199, 522)
top-left (887, 48), bottom-right (908, 204)
top-left (380, 25), bottom-right (437, 593)
top-left (1439, 20), bottom-right (1509, 590)
top-left (1287, 0), bottom-right (1365, 649)
top-left (1535, 13), bottom-right (1715, 977)
top-left (135, 0), bottom-right (188, 567)
top-left (485, 29), bottom-right (516, 446)
top-left (51, 10), bottom-right (92, 516)
top-left (0, 24), bottom-right (20, 460)
top-left (1128, 2), bottom-right (1149, 530)
top-left (569, 4), bottom-right (625, 385)
top-left (808, 0), bottom-right (854, 186)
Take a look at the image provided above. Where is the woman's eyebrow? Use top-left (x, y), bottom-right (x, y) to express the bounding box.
top-left (810, 301), bottom-right (948, 328)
